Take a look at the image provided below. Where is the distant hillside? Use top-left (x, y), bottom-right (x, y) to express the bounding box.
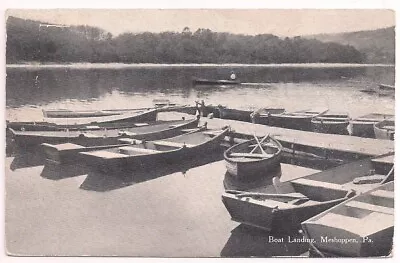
top-left (7, 16), bottom-right (365, 64)
top-left (306, 27), bottom-right (395, 64)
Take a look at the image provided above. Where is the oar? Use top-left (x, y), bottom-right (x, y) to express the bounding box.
top-left (251, 133), bottom-right (269, 154)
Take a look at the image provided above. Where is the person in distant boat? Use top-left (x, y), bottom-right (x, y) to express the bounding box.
top-left (195, 100), bottom-right (206, 117)
top-left (229, 71), bottom-right (237, 81)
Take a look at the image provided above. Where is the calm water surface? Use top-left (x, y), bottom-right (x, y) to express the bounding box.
top-left (5, 65), bottom-right (395, 257)
top-left (6, 65), bottom-right (395, 120)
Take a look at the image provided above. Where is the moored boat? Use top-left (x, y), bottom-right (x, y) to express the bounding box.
top-left (192, 77), bottom-right (241, 85)
top-left (224, 135), bottom-right (282, 182)
top-left (266, 108), bottom-right (328, 131)
top-left (8, 108), bottom-right (158, 131)
top-left (374, 119), bottom-right (395, 140)
top-left (250, 108), bottom-right (288, 125)
top-left (217, 105), bottom-right (254, 122)
top-left (221, 157), bottom-right (393, 233)
top-left (311, 112), bottom-right (350, 135)
top-left (11, 118), bottom-right (199, 146)
top-left (79, 126), bottom-right (230, 172)
top-left (349, 113), bottom-right (394, 138)
top-left (301, 181), bottom-right (394, 257)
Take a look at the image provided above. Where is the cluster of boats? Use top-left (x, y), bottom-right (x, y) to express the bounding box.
top-left (6, 99), bottom-right (395, 257)
top-left (200, 104), bottom-right (394, 139)
top-left (222, 135), bottom-right (394, 257)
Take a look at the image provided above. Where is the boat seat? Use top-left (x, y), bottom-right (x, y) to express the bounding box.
top-left (382, 125), bottom-right (395, 130)
top-left (370, 190), bottom-right (394, 200)
top-left (134, 123), bottom-right (149, 126)
top-left (229, 153), bottom-right (274, 158)
top-left (153, 140), bottom-right (195, 148)
top-left (345, 201), bottom-right (394, 215)
top-left (291, 178), bottom-right (344, 191)
top-left (119, 146), bottom-right (159, 155)
top-left (47, 143), bottom-right (85, 150)
top-left (81, 133), bottom-right (102, 138)
top-left (85, 125), bottom-right (100, 129)
top-left (118, 131), bottom-right (137, 136)
top-left (352, 175), bottom-right (386, 184)
top-left (82, 151), bottom-right (128, 159)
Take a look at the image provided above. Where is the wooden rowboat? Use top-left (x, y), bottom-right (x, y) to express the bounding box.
top-left (192, 77), bottom-right (241, 85)
top-left (250, 108), bottom-right (286, 125)
top-left (222, 156), bottom-right (393, 233)
top-left (7, 108), bottom-right (158, 131)
top-left (41, 123), bottom-right (202, 165)
top-left (11, 118), bottom-right (199, 146)
top-left (302, 181), bottom-right (394, 257)
top-left (349, 113), bottom-right (394, 138)
top-left (265, 108), bottom-right (328, 131)
top-left (79, 126), bottom-right (230, 172)
top-left (217, 105), bottom-right (254, 122)
top-left (311, 112), bottom-right (350, 135)
top-left (374, 119), bottom-right (395, 140)
top-left (224, 135), bottom-right (282, 182)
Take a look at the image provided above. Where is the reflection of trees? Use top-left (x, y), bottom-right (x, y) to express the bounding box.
top-left (6, 66), bottom-right (393, 107)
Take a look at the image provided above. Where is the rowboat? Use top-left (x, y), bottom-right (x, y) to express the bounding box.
top-left (41, 122), bottom-right (201, 165)
top-left (349, 113), bottom-right (394, 138)
top-left (7, 108), bottom-right (158, 131)
top-left (266, 108), bottom-right (328, 131)
top-left (221, 157), bottom-right (393, 233)
top-left (302, 181), bottom-right (394, 257)
top-left (217, 105), bottom-right (254, 122)
top-left (42, 109), bottom-right (128, 118)
top-left (10, 118), bottom-right (199, 146)
top-left (250, 108), bottom-right (286, 125)
top-left (311, 112), bottom-right (350, 135)
top-left (224, 135), bottom-right (282, 182)
top-left (374, 119), bottom-right (395, 140)
top-left (192, 77), bottom-right (241, 85)
top-left (79, 126), bottom-right (230, 172)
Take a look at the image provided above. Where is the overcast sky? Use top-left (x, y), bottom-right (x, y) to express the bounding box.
top-left (7, 9), bottom-right (395, 37)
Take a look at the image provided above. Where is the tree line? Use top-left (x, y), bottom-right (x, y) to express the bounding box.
top-left (6, 16), bottom-right (365, 64)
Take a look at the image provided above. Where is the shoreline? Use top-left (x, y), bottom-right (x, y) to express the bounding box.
top-left (6, 62), bottom-right (395, 69)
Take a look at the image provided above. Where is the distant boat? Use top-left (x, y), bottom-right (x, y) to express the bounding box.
top-left (222, 157), bottom-right (393, 233)
top-left (79, 126), bottom-right (230, 172)
top-left (349, 113), bottom-right (394, 138)
top-left (10, 118), bottom-right (199, 147)
top-left (302, 181), bottom-right (394, 257)
top-left (224, 135), bottom-right (282, 181)
top-left (192, 77), bottom-right (241, 85)
top-left (311, 112), bottom-right (350, 135)
top-left (374, 119), bottom-right (395, 140)
top-left (265, 108), bottom-right (328, 131)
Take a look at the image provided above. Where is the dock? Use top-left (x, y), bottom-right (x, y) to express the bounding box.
top-left (205, 117), bottom-right (394, 157)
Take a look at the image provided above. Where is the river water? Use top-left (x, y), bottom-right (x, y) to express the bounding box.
top-left (6, 65), bottom-right (395, 120)
top-left (5, 64), bottom-right (395, 257)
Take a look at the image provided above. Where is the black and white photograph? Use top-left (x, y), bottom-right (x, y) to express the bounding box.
top-left (3, 6), bottom-right (396, 258)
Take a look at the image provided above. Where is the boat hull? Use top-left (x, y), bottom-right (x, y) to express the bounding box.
top-left (221, 193), bottom-right (346, 233)
top-left (218, 108), bottom-right (252, 122)
top-left (268, 115), bottom-right (312, 131)
top-left (311, 120), bottom-right (349, 135)
top-left (374, 120), bottom-right (395, 140)
top-left (80, 128), bottom-right (229, 173)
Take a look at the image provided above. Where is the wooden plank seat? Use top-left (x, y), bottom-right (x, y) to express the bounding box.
top-left (345, 201), bottom-right (394, 215)
top-left (291, 178), bottom-right (344, 191)
top-left (119, 146), bottom-right (160, 155)
top-left (370, 190), bottom-right (394, 200)
top-left (152, 140), bottom-right (195, 148)
top-left (229, 153), bottom-right (275, 158)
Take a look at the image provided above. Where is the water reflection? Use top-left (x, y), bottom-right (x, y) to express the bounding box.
top-left (220, 224), bottom-right (308, 257)
top-left (7, 66), bottom-right (395, 108)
